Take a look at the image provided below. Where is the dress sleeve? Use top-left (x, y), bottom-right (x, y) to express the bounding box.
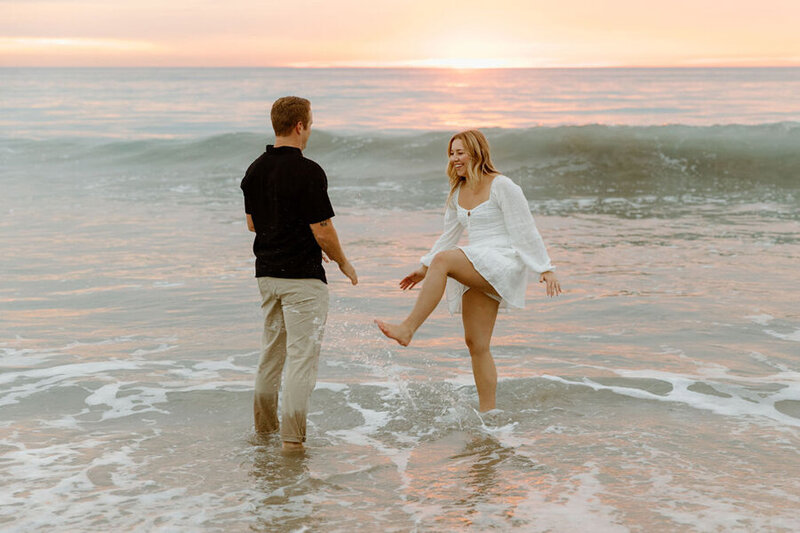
top-left (420, 201), bottom-right (464, 266)
top-left (496, 177), bottom-right (554, 274)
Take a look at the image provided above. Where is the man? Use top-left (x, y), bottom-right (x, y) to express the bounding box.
top-left (240, 96), bottom-right (357, 452)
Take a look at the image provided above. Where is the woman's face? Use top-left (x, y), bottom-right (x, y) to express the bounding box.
top-left (449, 139), bottom-right (471, 177)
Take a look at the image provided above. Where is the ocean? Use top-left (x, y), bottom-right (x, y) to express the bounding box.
top-left (1, 67), bottom-right (799, 531)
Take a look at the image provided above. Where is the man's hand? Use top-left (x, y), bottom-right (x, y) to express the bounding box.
top-left (310, 218), bottom-right (358, 285)
top-left (339, 260), bottom-right (358, 285)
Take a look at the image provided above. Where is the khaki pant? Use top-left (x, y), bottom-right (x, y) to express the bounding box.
top-left (254, 276), bottom-right (328, 443)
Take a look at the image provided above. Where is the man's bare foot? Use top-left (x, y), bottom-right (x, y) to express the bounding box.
top-left (282, 441), bottom-right (304, 453)
top-left (374, 320), bottom-right (413, 346)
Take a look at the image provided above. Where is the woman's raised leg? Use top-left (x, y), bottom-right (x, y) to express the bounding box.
top-left (462, 288), bottom-right (500, 411)
top-left (376, 249), bottom-right (498, 346)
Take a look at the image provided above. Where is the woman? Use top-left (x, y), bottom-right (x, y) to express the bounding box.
top-left (375, 129), bottom-right (561, 412)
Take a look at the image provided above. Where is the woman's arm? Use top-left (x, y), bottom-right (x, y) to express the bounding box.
top-left (398, 201), bottom-right (463, 291)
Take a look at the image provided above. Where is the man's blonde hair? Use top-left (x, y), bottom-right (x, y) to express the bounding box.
top-left (445, 130), bottom-right (500, 208)
top-left (270, 96), bottom-right (311, 136)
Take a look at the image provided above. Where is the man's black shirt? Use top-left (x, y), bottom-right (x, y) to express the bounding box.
top-left (240, 145), bottom-right (334, 283)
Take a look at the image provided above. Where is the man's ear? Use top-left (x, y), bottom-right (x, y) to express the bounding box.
top-left (295, 121), bottom-right (304, 134)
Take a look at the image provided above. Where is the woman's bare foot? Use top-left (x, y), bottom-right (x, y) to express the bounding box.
top-left (375, 320), bottom-right (413, 346)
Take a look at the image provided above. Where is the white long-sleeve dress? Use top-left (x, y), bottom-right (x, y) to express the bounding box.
top-left (420, 175), bottom-right (554, 314)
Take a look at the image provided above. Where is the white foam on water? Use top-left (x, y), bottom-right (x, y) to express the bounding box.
top-left (746, 313), bottom-right (774, 325)
top-left (2, 439), bottom-right (96, 482)
top-left (0, 357), bottom-right (183, 413)
top-left (646, 467), bottom-right (800, 532)
top-left (1, 428), bottom-right (259, 531)
top-left (131, 343), bottom-right (175, 356)
top-left (168, 184), bottom-right (197, 193)
top-left (314, 381), bottom-right (349, 393)
top-left (84, 382), bottom-right (170, 420)
top-left (749, 351), bottom-right (792, 372)
top-left (152, 281), bottom-right (185, 288)
top-left (62, 336), bottom-right (140, 349)
top-left (39, 413), bottom-right (86, 429)
top-left (2, 347), bottom-right (255, 422)
top-left (2, 437), bottom-right (136, 528)
top-left (319, 380), bottom-right (426, 527)
top-left (193, 354), bottom-right (252, 373)
top-left (512, 462), bottom-right (629, 532)
top-left (0, 360), bottom-right (147, 407)
top-left (443, 373), bottom-right (479, 387)
top-left (325, 427), bottom-right (418, 527)
top-left (3, 365), bottom-right (796, 531)
top-left (473, 408), bottom-right (523, 447)
top-left (764, 328), bottom-right (800, 342)
top-left (0, 346), bottom-right (64, 366)
top-left (158, 380), bottom-right (251, 392)
top-left (346, 400), bottom-right (390, 434)
top-left (745, 313), bottom-right (800, 342)
top-left (0, 359), bottom-right (153, 386)
top-left (542, 369), bottom-right (800, 428)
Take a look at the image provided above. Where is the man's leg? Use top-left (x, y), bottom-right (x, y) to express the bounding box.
top-left (254, 277), bottom-right (287, 435)
top-left (275, 278), bottom-right (329, 449)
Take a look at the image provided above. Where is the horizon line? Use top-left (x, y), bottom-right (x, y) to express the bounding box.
top-left (2, 64), bottom-right (800, 69)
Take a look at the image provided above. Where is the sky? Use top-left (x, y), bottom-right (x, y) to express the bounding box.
top-left (2, 0), bottom-right (799, 68)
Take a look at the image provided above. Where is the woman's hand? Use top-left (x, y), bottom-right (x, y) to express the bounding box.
top-left (400, 266), bottom-right (428, 290)
top-left (539, 271), bottom-right (562, 297)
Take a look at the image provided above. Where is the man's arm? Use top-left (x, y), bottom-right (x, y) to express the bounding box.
top-left (310, 219), bottom-right (358, 285)
top-left (246, 214), bottom-right (255, 232)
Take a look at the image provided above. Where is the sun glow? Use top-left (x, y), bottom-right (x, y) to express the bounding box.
top-left (286, 57), bottom-right (530, 69)
top-left (402, 57), bottom-right (527, 69)
top-left (1, 0), bottom-right (798, 67)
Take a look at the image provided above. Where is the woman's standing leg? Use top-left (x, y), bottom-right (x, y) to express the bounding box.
top-left (376, 249), bottom-right (498, 346)
top-left (462, 288), bottom-right (500, 411)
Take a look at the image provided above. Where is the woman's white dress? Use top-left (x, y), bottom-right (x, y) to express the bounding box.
top-left (420, 175), bottom-right (554, 314)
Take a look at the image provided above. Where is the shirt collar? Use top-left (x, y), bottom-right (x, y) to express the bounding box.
top-left (266, 145), bottom-right (302, 156)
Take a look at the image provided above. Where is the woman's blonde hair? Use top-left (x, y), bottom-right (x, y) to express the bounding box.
top-left (445, 130), bottom-right (499, 208)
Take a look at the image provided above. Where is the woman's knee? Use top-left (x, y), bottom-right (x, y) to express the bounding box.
top-left (464, 335), bottom-right (490, 355)
top-left (429, 251), bottom-right (451, 271)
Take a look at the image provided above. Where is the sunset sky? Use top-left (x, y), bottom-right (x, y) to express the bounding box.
top-left (2, 0), bottom-right (799, 68)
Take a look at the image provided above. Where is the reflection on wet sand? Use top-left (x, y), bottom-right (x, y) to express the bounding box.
top-left (403, 431), bottom-right (542, 529)
top-left (249, 438), bottom-right (320, 532)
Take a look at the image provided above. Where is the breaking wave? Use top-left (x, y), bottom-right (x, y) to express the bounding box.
top-left (3, 123), bottom-right (798, 215)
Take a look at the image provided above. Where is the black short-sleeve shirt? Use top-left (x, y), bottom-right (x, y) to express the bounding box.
top-left (240, 145), bottom-right (335, 282)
